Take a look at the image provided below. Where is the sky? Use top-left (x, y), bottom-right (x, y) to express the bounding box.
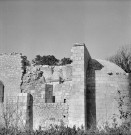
top-left (0, 0), bottom-right (131, 61)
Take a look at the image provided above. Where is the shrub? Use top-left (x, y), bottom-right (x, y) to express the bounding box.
top-left (32, 55), bottom-right (73, 66)
top-left (0, 123), bottom-right (131, 134)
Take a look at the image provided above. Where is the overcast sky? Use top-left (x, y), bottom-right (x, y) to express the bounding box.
top-left (0, 0), bottom-right (131, 61)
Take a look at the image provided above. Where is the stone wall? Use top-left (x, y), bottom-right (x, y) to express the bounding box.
top-left (0, 54), bottom-right (34, 130)
top-left (54, 82), bottom-right (72, 103)
top-left (0, 93), bottom-right (33, 130)
top-left (21, 64), bottom-right (73, 129)
top-left (69, 43), bottom-right (91, 128)
top-left (16, 93), bottom-right (33, 130)
top-left (0, 54), bottom-right (23, 101)
top-left (30, 81), bottom-right (72, 129)
top-left (0, 44), bottom-right (131, 131)
top-left (33, 103), bottom-right (69, 129)
top-left (87, 59), bottom-right (131, 129)
top-left (21, 65), bottom-right (72, 103)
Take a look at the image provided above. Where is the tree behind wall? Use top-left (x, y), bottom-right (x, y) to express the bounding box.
top-left (32, 55), bottom-right (59, 66)
top-left (32, 55), bottom-right (72, 66)
top-left (60, 57), bottom-right (73, 65)
top-left (107, 45), bottom-right (131, 73)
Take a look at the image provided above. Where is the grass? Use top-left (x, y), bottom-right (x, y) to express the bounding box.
top-left (0, 123), bottom-right (131, 135)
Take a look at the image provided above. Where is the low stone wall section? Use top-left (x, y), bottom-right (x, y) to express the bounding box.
top-left (33, 103), bottom-right (69, 130)
top-left (0, 93), bottom-right (33, 130)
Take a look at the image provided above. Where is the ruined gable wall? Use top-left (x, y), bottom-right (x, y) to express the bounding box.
top-left (95, 69), bottom-right (131, 128)
top-left (0, 54), bottom-right (23, 100)
top-left (87, 59), bottom-right (131, 129)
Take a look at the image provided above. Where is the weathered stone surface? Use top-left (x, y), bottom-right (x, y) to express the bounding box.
top-left (0, 54), bottom-right (23, 100)
top-left (0, 93), bottom-right (33, 130)
top-left (0, 44), bottom-right (131, 131)
top-left (33, 103), bottom-right (69, 129)
top-left (87, 59), bottom-right (131, 129)
top-left (68, 43), bottom-right (91, 128)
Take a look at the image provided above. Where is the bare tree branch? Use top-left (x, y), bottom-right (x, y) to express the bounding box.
top-left (107, 45), bottom-right (131, 73)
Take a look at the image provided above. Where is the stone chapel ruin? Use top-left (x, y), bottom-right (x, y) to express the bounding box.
top-left (0, 43), bottom-right (131, 130)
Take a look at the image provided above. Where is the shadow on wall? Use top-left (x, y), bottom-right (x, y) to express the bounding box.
top-left (27, 94), bottom-right (33, 130)
top-left (85, 59), bottom-right (103, 129)
top-left (128, 73), bottom-right (131, 100)
top-left (0, 81), bottom-right (4, 103)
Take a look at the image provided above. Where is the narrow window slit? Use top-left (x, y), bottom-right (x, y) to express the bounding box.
top-left (64, 99), bottom-right (66, 103)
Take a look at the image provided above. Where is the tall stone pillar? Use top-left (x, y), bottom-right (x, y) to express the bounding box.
top-left (68, 43), bottom-right (91, 128)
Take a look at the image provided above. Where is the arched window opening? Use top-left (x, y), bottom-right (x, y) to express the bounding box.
top-left (0, 81), bottom-right (4, 103)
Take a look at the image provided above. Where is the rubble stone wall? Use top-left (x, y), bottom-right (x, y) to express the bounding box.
top-left (21, 64), bottom-right (73, 129)
top-left (33, 103), bottom-right (69, 129)
top-left (21, 65), bottom-right (72, 101)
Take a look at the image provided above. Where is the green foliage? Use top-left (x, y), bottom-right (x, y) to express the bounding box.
top-left (32, 55), bottom-right (59, 66)
top-left (60, 57), bottom-right (73, 65)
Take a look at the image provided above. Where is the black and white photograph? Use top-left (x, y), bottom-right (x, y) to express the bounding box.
top-left (0, 0), bottom-right (131, 134)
